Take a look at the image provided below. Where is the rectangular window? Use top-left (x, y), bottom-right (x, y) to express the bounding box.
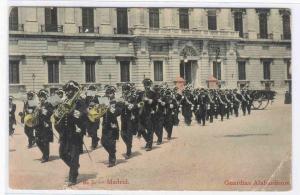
top-left (282, 14), bottom-right (291, 40)
top-left (238, 61), bottom-right (246, 80)
top-left (259, 13), bottom-right (268, 38)
top-left (45, 7), bottom-right (58, 32)
top-left (9, 60), bottom-right (19, 84)
top-left (85, 60), bottom-right (96, 83)
top-left (120, 61), bottom-right (130, 82)
top-left (9, 7), bottom-right (18, 31)
top-left (82, 8), bottom-right (94, 32)
top-left (234, 12), bottom-right (244, 37)
top-left (48, 60), bottom-right (59, 83)
top-left (213, 61), bottom-right (221, 80)
top-left (287, 60), bottom-right (291, 79)
top-left (208, 10), bottom-right (217, 30)
top-left (117, 8), bottom-right (128, 34)
top-left (179, 8), bottom-right (189, 29)
top-left (149, 8), bottom-right (159, 28)
top-left (154, 61), bottom-right (163, 81)
top-left (263, 61), bottom-right (271, 80)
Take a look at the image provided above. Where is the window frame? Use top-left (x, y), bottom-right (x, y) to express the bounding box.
top-left (120, 60), bottom-right (131, 82)
top-left (149, 8), bottom-right (160, 29)
top-left (238, 61), bottom-right (246, 80)
top-left (153, 60), bottom-right (164, 81)
top-left (47, 60), bottom-right (60, 84)
top-left (9, 60), bottom-right (20, 84)
top-left (179, 8), bottom-right (189, 29)
top-left (85, 60), bottom-right (96, 83)
top-left (263, 60), bottom-right (271, 80)
top-left (213, 61), bottom-right (222, 80)
top-left (117, 8), bottom-right (128, 34)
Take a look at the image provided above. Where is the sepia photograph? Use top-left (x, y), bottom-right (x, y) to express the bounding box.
top-left (7, 3), bottom-right (293, 192)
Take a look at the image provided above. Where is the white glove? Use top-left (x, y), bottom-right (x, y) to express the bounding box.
top-left (73, 110), bottom-right (81, 118)
top-left (191, 106), bottom-right (194, 111)
top-left (161, 101), bottom-right (165, 106)
top-left (28, 109), bottom-right (33, 114)
top-left (110, 106), bottom-right (116, 113)
top-left (128, 104), bottom-right (134, 110)
top-left (111, 123), bottom-right (117, 128)
top-left (170, 104), bottom-right (174, 109)
top-left (44, 121), bottom-right (49, 128)
top-left (75, 125), bottom-right (81, 133)
top-left (148, 99), bottom-right (153, 104)
top-left (42, 108), bottom-right (48, 115)
top-left (9, 108), bottom-right (12, 112)
top-left (179, 107), bottom-right (182, 112)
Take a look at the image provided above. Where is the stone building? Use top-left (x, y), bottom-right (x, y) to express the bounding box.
top-left (9, 7), bottom-right (291, 94)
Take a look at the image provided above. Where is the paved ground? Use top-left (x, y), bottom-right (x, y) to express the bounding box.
top-left (9, 95), bottom-right (291, 191)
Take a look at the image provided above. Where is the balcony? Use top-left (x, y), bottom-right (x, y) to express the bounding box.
top-left (129, 27), bottom-right (240, 40)
top-left (281, 33), bottom-right (291, 40)
top-left (41, 25), bottom-right (63, 33)
top-left (9, 24), bottom-right (24, 31)
top-left (257, 33), bottom-right (273, 39)
top-left (79, 26), bottom-right (100, 34)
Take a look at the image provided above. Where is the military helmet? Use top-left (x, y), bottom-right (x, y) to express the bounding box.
top-left (37, 89), bottom-right (49, 98)
top-left (63, 80), bottom-right (80, 92)
top-left (142, 78), bottom-right (153, 86)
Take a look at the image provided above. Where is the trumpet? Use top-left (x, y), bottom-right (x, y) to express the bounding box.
top-left (24, 106), bottom-right (40, 128)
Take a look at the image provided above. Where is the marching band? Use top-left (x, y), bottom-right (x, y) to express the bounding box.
top-left (9, 78), bottom-right (254, 186)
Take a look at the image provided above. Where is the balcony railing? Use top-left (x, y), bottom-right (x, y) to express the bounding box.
top-left (130, 27), bottom-right (240, 39)
top-left (281, 33), bottom-right (291, 40)
top-left (257, 33), bottom-right (273, 39)
top-left (41, 25), bottom-right (64, 33)
top-left (9, 24), bottom-right (24, 31)
top-left (79, 26), bottom-right (100, 33)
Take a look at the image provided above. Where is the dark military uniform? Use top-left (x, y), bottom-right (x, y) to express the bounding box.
top-left (54, 81), bottom-right (86, 186)
top-left (181, 90), bottom-right (194, 126)
top-left (85, 94), bottom-right (100, 149)
top-left (197, 91), bottom-right (208, 126)
top-left (139, 89), bottom-right (157, 150)
top-left (153, 91), bottom-right (166, 145)
top-left (101, 97), bottom-right (121, 167)
top-left (21, 92), bottom-right (37, 148)
top-left (9, 97), bottom-right (16, 136)
top-left (164, 91), bottom-right (178, 139)
top-left (35, 91), bottom-right (54, 163)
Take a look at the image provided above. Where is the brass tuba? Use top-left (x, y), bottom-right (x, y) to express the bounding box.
top-left (87, 104), bottom-right (108, 122)
top-left (51, 87), bottom-right (82, 126)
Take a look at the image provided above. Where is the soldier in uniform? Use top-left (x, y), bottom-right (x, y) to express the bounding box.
top-left (172, 87), bottom-right (181, 126)
top-left (85, 85), bottom-right (100, 150)
top-left (101, 85), bottom-right (121, 167)
top-left (139, 78), bottom-right (157, 151)
top-left (164, 88), bottom-right (178, 140)
top-left (245, 89), bottom-right (253, 115)
top-left (54, 81), bottom-right (86, 186)
top-left (20, 91), bottom-right (37, 148)
top-left (197, 88), bottom-right (208, 126)
top-left (9, 96), bottom-right (16, 136)
top-left (120, 83), bottom-right (139, 159)
top-left (153, 84), bottom-right (166, 145)
top-left (181, 86), bottom-right (194, 126)
top-left (240, 89), bottom-right (248, 116)
top-left (206, 89), bottom-right (215, 123)
top-left (232, 89), bottom-right (241, 117)
top-left (35, 89), bottom-right (54, 163)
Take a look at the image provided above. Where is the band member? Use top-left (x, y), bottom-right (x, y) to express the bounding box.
top-left (206, 89), bottom-right (214, 123)
top-left (101, 85), bottom-right (121, 167)
top-left (232, 89), bottom-right (241, 117)
top-left (54, 81), bottom-right (86, 186)
top-left (164, 88), bottom-right (178, 140)
top-left (20, 91), bottom-right (37, 148)
top-left (85, 85), bottom-right (100, 150)
top-left (139, 78), bottom-right (157, 151)
top-left (181, 86), bottom-right (194, 126)
top-left (120, 83), bottom-right (138, 159)
top-left (245, 89), bottom-right (253, 115)
top-left (240, 89), bottom-right (248, 116)
top-left (9, 96), bottom-right (16, 136)
top-left (172, 87), bottom-right (181, 126)
top-left (153, 85), bottom-right (165, 145)
top-left (35, 89), bottom-right (54, 163)
top-left (197, 88), bottom-right (208, 126)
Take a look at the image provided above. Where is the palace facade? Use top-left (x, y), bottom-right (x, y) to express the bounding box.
top-left (9, 7), bottom-right (291, 94)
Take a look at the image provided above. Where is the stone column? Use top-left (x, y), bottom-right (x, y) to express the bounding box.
top-left (64, 8), bottom-right (77, 34)
top-left (269, 9), bottom-right (282, 40)
top-left (246, 9), bottom-right (258, 40)
top-left (218, 9), bottom-right (232, 31)
top-left (24, 7), bottom-right (39, 32)
top-left (99, 8), bottom-right (112, 34)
